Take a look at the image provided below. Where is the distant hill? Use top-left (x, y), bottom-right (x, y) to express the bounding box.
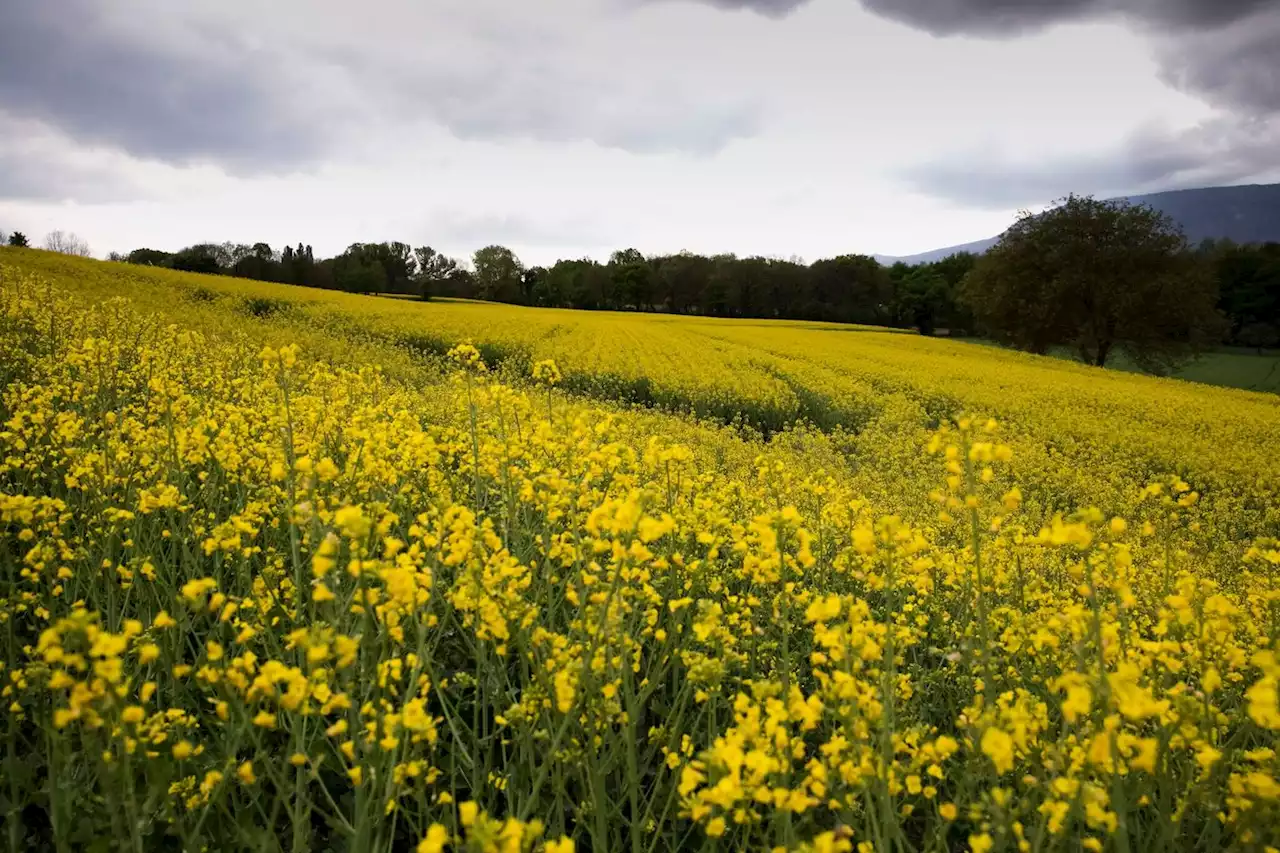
top-left (876, 182), bottom-right (1280, 266)
top-left (873, 237), bottom-right (999, 266)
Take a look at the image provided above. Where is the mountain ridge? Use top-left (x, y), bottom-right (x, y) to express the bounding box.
top-left (875, 182), bottom-right (1280, 266)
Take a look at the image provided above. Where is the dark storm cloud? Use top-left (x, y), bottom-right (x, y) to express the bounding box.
top-left (0, 2), bottom-right (326, 172)
top-left (671, 0), bottom-right (1272, 32)
top-left (899, 118), bottom-right (1280, 209)
top-left (855, 0), bottom-right (1274, 36)
top-left (1155, 12), bottom-right (1280, 116)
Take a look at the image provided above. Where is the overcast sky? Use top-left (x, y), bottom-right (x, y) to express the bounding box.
top-left (1, 0), bottom-right (1277, 264)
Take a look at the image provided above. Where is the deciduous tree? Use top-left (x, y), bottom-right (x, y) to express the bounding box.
top-left (472, 245), bottom-right (524, 303)
top-left (44, 230), bottom-right (92, 257)
top-left (413, 246), bottom-right (461, 300)
top-left (961, 195), bottom-right (1222, 371)
top-left (170, 244), bottom-right (224, 275)
top-left (608, 248), bottom-right (653, 310)
top-left (1203, 240), bottom-right (1280, 345)
top-left (126, 248), bottom-right (172, 266)
top-left (808, 254), bottom-right (892, 325)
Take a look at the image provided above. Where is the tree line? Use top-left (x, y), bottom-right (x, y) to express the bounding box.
top-left (43, 235), bottom-right (981, 338)
top-left (5, 197), bottom-right (1279, 366)
top-left (103, 239), bottom-right (957, 331)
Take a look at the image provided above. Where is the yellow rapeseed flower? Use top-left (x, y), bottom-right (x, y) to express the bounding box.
top-left (417, 824), bottom-right (449, 853)
top-left (981, 728), bottom-right (1015, 774)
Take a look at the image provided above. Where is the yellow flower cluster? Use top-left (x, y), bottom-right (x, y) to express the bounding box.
top-left (1, 251), bottom-right (1279, 852)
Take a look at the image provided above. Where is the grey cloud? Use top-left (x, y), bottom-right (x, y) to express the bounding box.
top-left (856, 0), bottom-right (1273, 36)
top-left (1155, 11), bottom-right (1280, 116)
top-left (321, 37), bottom-right (760, 158)
top-left (0, 114), bottom-right (151, 203)
top-left (899, 118), bottom-right (1280, 209)
top-left (664, 0), bottom-right (1279, 205)
top-left (667, 0), bottom-right (1279, 124)
top-left (668, 0), bottom-right (1271, 32)
top-left (0, 153), bottom-right (140, 204)
top-left (671, 0), bottom-right (1278, 111)
top-left (851, 1), bottom-right (1280, 130)
top-left (857, 0), bottom-right (1109, 36)
top-left (0, 0), bottom-right (761, 186)
top-left (0, 1), bottom-right (328, 172)
top-left (423, 211), bottom-right (616, 251)
top-left (880, 1), bottom-right (1280, 205)
top-left (441, 86), bottom-right (758, 157)
top-left (690, 0), bottom-right (809, 16)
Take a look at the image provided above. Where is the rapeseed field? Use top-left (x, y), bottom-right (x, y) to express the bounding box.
top-left (2, 248), bottom-right (1279, 852)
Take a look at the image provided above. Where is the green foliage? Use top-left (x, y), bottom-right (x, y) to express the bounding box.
top-left (335, 242), bottom-right (415, 295)
top-left (961, 195), bottom-right (1223, 372)
top-left (890, 265), bottom-right (950, 335)
top-left (1200, 240), bottom-right (1280, 345)
top-left (1237, 323), bottom-right (1280, 351)
top-left (7, 231), bottom-right (29, 248)
top-left (653, 252), bottom-right (713, 314)
top-left (807, 254), bottom-right (892, 325)
top-left (332, 253), bottom-right (386, 295)
top-left (126, 247), bottom-right (173, 266)
top-left (229, 242), bottom-right (278, 282)
top-left (472, 245), bottom-right (525, 303)
top-left (413, 246), bottom-right (461, 301)
top-left (170, 244), bottom-right (225, 275)
top-left (280, 244), bottom-right (318, 287)
top-left (608, 248), bottom-right (653, 309)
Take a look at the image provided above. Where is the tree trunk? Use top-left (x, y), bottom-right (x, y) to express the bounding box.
top-left (1094, 341), bottom-right (1111, 367)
